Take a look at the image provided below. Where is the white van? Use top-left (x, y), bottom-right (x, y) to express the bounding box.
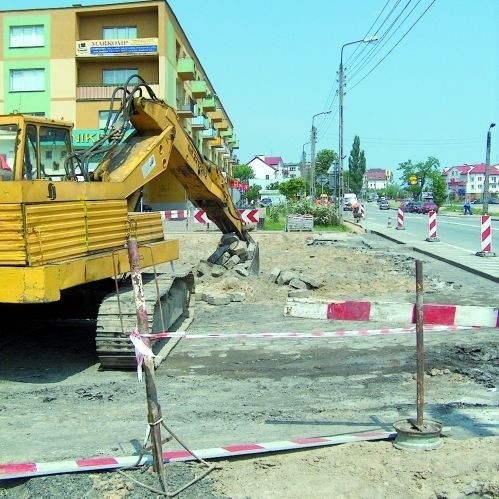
top-left (343, 193), bottom-right (358, 211)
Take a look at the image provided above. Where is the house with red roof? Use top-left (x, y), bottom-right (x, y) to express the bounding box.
top-left (363, 168), bottom-right (393, 190)
top-left (247, 155), bottom-right (285, 181)
top-left (442, 163), bottom-right (499, 200)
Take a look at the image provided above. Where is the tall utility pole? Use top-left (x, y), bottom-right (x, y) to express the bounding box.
top-left (310, 111), bottom-right (331, 199)
top-left (301, 141), bottom-right (310, 189)
top-left (483, 122), bottom-right (496, 215)
top-left (338, 58), bottom-right (345, 217)
top-left (310, 125), bottom-right (317, 199)
top-left (338, 36), bottom-right (378, 221)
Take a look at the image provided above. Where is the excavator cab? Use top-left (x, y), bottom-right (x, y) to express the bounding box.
top-left (0, 117), bottom-right (82, 182)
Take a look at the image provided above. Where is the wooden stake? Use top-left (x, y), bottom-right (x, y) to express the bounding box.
top-left (127, 236), bottom-right (166, 490)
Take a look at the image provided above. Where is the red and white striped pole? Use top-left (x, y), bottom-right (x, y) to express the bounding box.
top-left (396, 207), bottom-right (405, 230)
top-left (476, 215), bottom-right (497, 257)
top-left (425, 210), bottom-right (439, 242)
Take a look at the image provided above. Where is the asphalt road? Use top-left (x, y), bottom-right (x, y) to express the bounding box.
top-left (362, 205), bottom-right (498, 253)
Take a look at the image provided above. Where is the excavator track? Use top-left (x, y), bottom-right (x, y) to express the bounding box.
top-left (95, 268), bottom-right (194, 369)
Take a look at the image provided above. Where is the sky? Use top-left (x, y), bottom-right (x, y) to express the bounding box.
top-left (8, 0), bottom-right (499, 177)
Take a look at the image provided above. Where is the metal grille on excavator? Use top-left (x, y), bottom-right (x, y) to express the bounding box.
top-left (95, 270), bottom-right (194, 369)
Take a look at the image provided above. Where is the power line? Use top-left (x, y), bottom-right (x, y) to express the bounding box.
top-left (347, 0), bottom-right (414, 78)
top-left (345, 0), bottom-right (410, 67)
top-left (348, 0), bottom-right (438, 92)
top-left (343, 0), bottom-right (393, 67)
top-left (322, 134), bottom-right (482, 144)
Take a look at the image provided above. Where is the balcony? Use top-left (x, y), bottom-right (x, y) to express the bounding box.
top-left (77, 83), bottom-right (160, 100)
top-left (202, 128), bottom-right (217, 140)
top-left (76, 37), bottom-right (159, 58)
top-left (177, 98), bottom-right (195, 118)
top-left (201, 95), bottom-right (216, 112)
top-left (215, 120), bottom-right (229, 131)
top-left (221, 130), bottom-right (233, 138)
top-left (191, 116), bottom-right (209, 130)
top-left (177, 57), bottom-right (195, 81)
top-left (208, 110), bottom-right (223, 122)
top-left (209, 137), bottom-right (223, 148)
top-left (191, 80), bottom-right (207, 99)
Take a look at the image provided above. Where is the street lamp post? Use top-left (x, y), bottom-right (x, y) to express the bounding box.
top-left (483, 122), bottom-right (496, 215)
top-left (338, 36), bottom-right (377, 221)
top-left (310, 111), bottom-right (332, 199)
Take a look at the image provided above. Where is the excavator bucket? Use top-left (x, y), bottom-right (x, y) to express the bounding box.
top-left (207, 232), bottom-right (259, 275)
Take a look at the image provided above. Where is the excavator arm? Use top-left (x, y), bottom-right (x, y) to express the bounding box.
top-left (88, 77), bottom-right (250, 241)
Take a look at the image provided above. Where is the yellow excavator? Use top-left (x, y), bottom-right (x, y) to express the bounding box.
top-left (0, 75), bottom-right (258, 367)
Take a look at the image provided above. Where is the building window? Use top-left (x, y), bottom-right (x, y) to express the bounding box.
top-left (10, 69), bottom-right (45, 92)
top-left (477, 176), bottom-right (482, 182)
top-left (103, 26), bottom-right (137, 39)
top-left (10, 25), bottom-right (44, 48)
top-left (102, 68), bottom-right (138, 86)
top-left (99, 110), bottom-right (119, 129)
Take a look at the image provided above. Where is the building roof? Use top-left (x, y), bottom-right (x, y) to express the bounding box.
top-left (247, 156), bottom-right (284, 170)
top-left (442, 163), bottom-right (499, 176)
top-left (264, 156), bottom-right (283, 167)
top-left (365, 169), bottom-right (390, 180)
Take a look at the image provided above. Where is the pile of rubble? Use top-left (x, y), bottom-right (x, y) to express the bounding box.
top-left (195, 257), bottom-right (322, 306)
top-left (267, 268), bottom-right (322, 297)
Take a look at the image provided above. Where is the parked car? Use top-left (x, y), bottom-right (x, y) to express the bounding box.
top-left (260, 198), bottom-right (272, 207)
top-left (419, 201), bottom-right (439, 214)
top-left (470, 198), bottom-right (499, 205)
top-left (409, 201), bottom-right (423, 213)
top-left (399, 201), bottom-right (413, 212)
top-left (379, 199), bottom-right (391, 210)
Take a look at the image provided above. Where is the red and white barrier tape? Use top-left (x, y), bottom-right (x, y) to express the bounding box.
top-left (0, 430), bottom-right (395, 480)
top-left (130, 324), bottom-right (479, 378)
top-left (134, 324), bottom-right (477, 342)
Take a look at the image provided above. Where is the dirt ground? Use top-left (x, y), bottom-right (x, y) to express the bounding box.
top-left (0, 229), bottom-right (498, 498)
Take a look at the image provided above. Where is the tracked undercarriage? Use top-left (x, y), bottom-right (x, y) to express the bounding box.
top-left (96, 268), bottom-right (195, 369)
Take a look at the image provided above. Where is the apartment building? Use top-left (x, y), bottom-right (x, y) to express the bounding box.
top-left (0, 0), bottom-right (239, 198)
top-left (442, 163), bottom-right (499, 200)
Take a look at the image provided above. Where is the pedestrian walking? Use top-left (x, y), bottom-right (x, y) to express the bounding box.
top-left (463, 200), bottom-right (472, 215)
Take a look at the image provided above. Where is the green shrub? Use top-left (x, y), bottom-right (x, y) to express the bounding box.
top-left (261, 200), bottom-right (347, 230)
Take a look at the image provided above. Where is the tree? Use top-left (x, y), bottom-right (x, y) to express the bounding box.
top-left (398, 156), bottom-right (440, 200)
top-left (348, 136), bottom-right (366, 194)
top-left (385, 182), bottom-right (403, 200)
top-left (314, 149), bottom-right (338, 195)
top-left (267, 181), bottom-right (280, 190)
top-left (427, 170), bottom-right (447, 206)
top-left (343, 171), bottom-right (351, 193)
top-left (245, 184), bottom-right (261, 203)
top-left (232, 164), bottom-right (255, 182)
top-left (315, 149), bottom-right (338, 178)
top-left (278, 178), bottom-right (305, 201)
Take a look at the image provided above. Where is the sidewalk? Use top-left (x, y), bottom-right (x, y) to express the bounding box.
top-left (364, 212), bottom-right (499, 283)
